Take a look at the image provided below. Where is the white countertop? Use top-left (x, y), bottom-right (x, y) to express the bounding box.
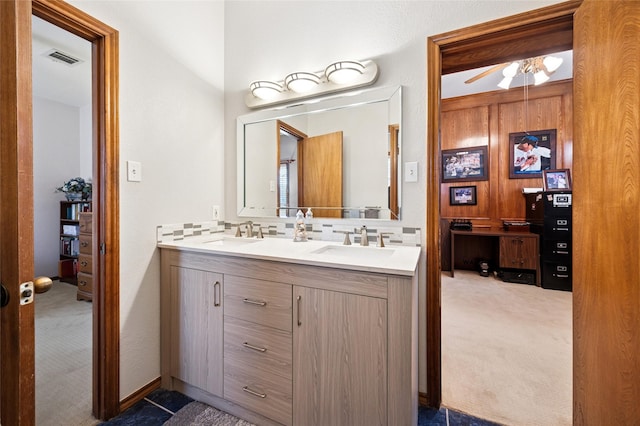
top-left (158, 236), bottom-right (421, 276)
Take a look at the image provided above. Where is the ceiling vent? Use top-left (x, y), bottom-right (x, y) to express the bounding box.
top-left (43, 49), bottom-right (83, 66)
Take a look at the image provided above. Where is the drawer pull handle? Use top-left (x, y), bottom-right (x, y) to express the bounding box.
top-left (242, 386), bottom-right (266, 398)
top-left (79, 280), bottom-right (87, 286)
top-left (297, 295), bottom-right (302, 326)
top-left (81, 241), bottom-right (89, 247)
top-left (81, 261), bottom-right (89, 267)
top-left (242, 298), bottom-right (266, 307)
top-left (243, 342), bottom-right (267, 353)
top-left (214, 281), bottom-right (221, 307)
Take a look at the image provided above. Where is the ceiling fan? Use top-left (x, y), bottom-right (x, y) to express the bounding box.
top-left (465, 55), bottom-right (563, 89)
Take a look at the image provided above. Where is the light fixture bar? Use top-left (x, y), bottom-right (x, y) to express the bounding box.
top-left (245, 59), bottom-right (379, 109)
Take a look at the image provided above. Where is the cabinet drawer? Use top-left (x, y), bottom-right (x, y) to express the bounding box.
top-left (79, 234), bottom-right (92, 255)
top-left (77, 272), bottom-right (93, 293)
top-left (78, 213), bottom-right (92, 233)
top-left (224, 364), bottom-right (292, 426)
top-left (224, 276), bottom-right (292, 332)
top-left (499, 236), bottom-right (538, 270)
top-left (78, 254), bottom-right (92, 274)
top-left (224, 316), bottom-right (292, 380)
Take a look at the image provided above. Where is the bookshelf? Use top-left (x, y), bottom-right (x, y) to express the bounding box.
top-left (59, 200), bottom-right (92, 285)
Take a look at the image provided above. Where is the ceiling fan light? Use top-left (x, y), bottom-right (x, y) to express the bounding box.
top-left (498, 76), bottom-right (513, 90)
top-left (250, 81), bottom-right (282, 100)
top-left (325, 60), bottom-right (366, 85)
top-left (285, 72), bottom-right (321, 93)
top-left (543, 55), bottom-right (563, 72)
top-left (534, 70), bottom-right (550, 85)
top-left (502, 62), bottom-right (520, 78)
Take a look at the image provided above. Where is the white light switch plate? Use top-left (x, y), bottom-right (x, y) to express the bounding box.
top-left (405, 161), bottom-right (418, 182)
top-left (127, 161), bottom-right (142, 182)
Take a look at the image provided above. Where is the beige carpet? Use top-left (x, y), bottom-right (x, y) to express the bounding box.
top-left (441, 270), bottom-right (572, 426)
top-left (35, 280), bottom-right (99, 426)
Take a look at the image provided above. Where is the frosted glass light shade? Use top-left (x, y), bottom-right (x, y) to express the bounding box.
top-left (534, 70), bottom-right (550, 85)
top-left (250, 81), bottom-right (282, 100)
top-left (498, 76), bottom-right (513, 89)
top-left (325, 60), bottom-right (366, 84)
top-left (543, 56), bottom-right (563, 72)
top-left (284, 72), bottom-right (320, 93)
top-left (502, 62), bottom-right (520, 78)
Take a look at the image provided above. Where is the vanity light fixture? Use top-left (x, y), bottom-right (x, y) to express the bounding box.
top-left (325, 60), bottom-right (366, 84)
top-left (284, 72), bottom-right (321, 93)
top-left (245, 59), bottom-right (379, 109)
top-left (250, 80), bottom-right (282, 100)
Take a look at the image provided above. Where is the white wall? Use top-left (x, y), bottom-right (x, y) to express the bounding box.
top-left (223, 0), bottom-right (564, 394)
top-left (69, 0), bottom-right (226, 400)
top-left (33, 97), bottom-right (82, 277)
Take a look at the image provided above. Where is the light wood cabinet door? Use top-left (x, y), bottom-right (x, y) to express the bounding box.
top-left (170, 266), bottom-right (223, 397)
top-left (293, 286), bottom-right (388, 426)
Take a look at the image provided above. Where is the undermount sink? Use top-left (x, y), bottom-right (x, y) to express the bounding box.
top-left (202, 236), bottom-right (262, 246)
top-left (311, 244), bottom-right (395, 260)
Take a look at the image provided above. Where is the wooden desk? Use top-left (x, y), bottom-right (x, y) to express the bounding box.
top-left (450, 229), bottom-right (540, 285)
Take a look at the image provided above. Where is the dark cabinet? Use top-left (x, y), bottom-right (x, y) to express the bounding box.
top-left (525, 191), bottom-right (572, 291)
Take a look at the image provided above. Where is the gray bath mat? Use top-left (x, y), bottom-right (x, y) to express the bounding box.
top-left (163, 401), bottom-right (255, 426)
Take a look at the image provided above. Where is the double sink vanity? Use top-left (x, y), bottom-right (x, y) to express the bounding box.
top-left (159, 234), bottom-right (420, 425)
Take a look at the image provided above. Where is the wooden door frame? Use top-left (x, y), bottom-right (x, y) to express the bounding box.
top-left (31, 0), bottom-right (120, 420)
top-left (276, 120), bottom-right (306, 218)
top-left (425, 0), bottom-right (581, 407)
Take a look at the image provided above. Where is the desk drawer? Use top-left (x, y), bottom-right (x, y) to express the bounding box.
top-left (224, 276), bottom-right (292, 332)
top-left (79, 234), bottom-right (92, 255)
top-left (77, 272), bottom-right (93, 293)
top-left (78, 254), bottom-right (92, 274)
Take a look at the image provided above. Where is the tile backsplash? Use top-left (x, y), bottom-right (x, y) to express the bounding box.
top-left (157, 220), bottom-right (421, 247)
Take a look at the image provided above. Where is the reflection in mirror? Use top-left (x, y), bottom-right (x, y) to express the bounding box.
top-left (238, 86), bottom-right (402, 220)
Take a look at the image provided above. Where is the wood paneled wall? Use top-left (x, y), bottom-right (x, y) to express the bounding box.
top-left (440, 80), bottom-right (573, 228)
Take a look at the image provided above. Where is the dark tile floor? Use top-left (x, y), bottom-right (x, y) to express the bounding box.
top-left (100, 388), bottom-right (500, 425)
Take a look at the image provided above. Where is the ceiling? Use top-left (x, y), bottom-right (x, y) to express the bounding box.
top-left (32, 15), bottom-right (91, 107)
top-left (32, 15), bottom-right (572, 107)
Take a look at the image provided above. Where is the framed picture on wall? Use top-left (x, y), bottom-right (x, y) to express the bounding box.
top-left (543, 169), bottom-right (572, 191)
top-left (441, 146), bottom-right (488, 182)
top-left (449, 185), bottom-right (477, 206)
top-left (509, 129), bottom-right (557, 179)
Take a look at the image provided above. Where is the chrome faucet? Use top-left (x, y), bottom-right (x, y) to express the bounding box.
top-left (359, 225), bottom-right (369, 246)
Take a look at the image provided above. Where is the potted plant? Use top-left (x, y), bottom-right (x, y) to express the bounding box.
top-left (56, 177), bottom-right (92, 201)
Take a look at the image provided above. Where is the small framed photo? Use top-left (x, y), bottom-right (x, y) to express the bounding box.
top-left (509, 129), bottom-right (557, 179)
top-left (441, 146), bottom-right (488, 183)
top-left (542, 169), bottom-right (572, 191)
top-left (449, 185), bottom-right (477, 206)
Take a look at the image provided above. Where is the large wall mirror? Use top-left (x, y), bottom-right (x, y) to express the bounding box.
top-left (237, 85), bottom-right (402, 220)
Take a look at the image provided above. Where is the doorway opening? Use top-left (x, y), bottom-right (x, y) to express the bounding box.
top-left (32, 0), bottom-right (120, 420)
top-left (425, 0), bottom-right (580, 413)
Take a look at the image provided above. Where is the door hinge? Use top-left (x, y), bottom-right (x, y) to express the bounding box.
top-left (100, 242), bottom-right (106, 254)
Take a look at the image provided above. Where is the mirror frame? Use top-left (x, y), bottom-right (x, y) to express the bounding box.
top-left (237, 85), bottom-right (402, 220)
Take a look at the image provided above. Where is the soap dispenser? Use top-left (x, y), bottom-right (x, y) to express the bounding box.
top-left (305, 208), bottom-right (313, 220)
top-left (293, 209), bottom-right (308, 242)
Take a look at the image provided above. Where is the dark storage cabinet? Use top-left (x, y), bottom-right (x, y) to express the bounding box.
top-left (525, 191), bottom-right (572, 291)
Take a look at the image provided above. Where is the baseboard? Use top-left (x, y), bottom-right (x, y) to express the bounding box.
top-left (119, 377), bottom-right (161, 413)
top-left (419, 391), bottom-right (430, 407)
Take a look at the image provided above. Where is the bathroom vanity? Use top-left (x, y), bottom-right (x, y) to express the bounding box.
top-left (159, 236), bottom-right (420, 426)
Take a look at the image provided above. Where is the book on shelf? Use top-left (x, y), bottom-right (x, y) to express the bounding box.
top-left (64, 202), bottom-right (91, 220)
top-left (60, 236), bottom-right (80, 256)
